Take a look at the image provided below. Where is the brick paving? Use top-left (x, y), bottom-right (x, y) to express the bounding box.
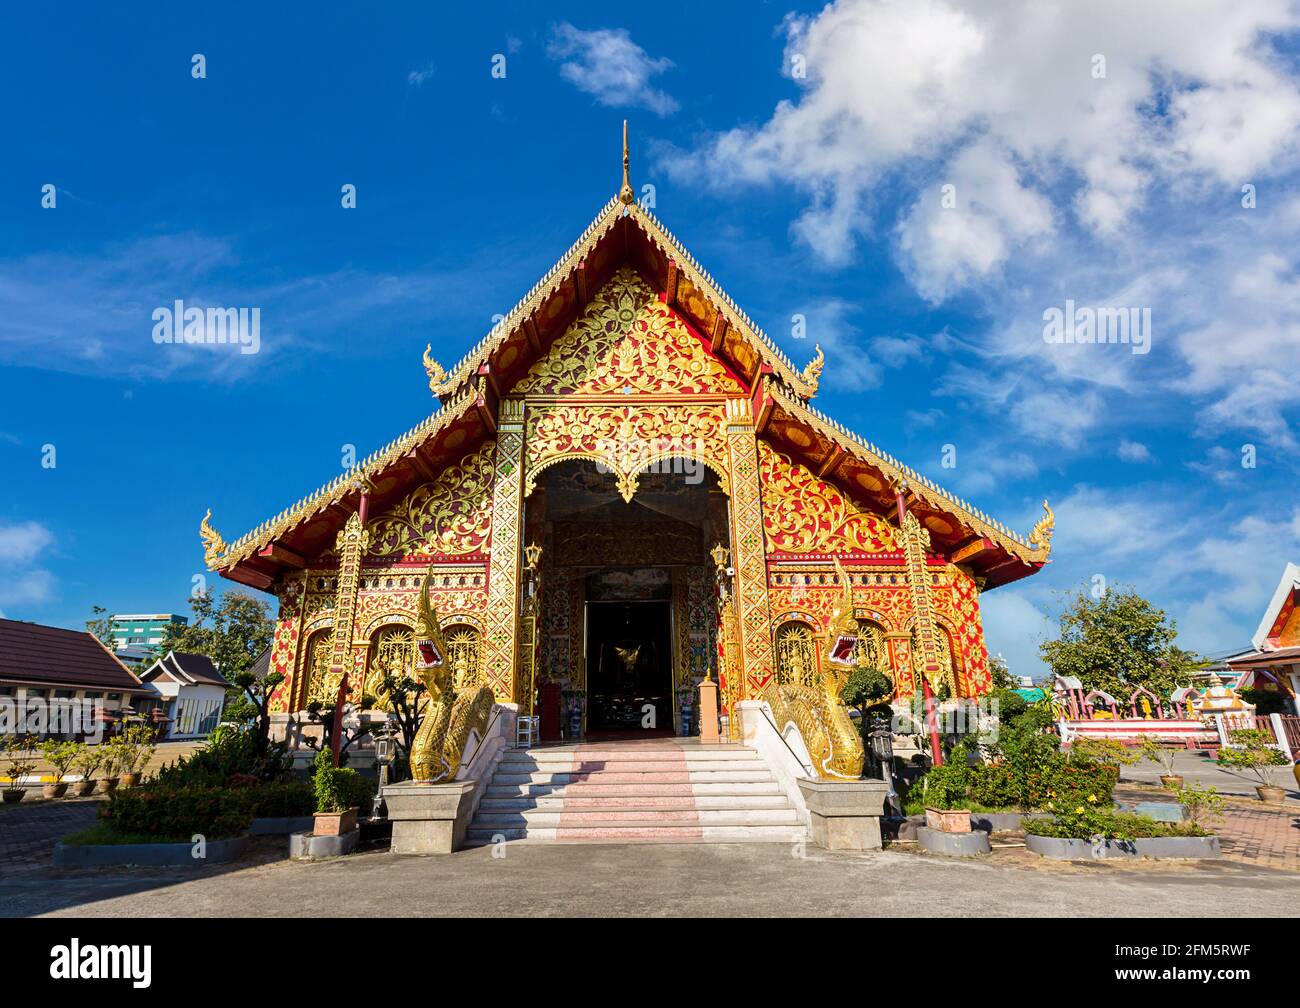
top-left (1114, 781), bottom-right (1300, 871)
top-left (0, 798), bottom-right (101, 876)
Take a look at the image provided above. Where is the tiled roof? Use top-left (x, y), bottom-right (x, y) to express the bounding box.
top-left (0, 619), bottom-right (148, 691)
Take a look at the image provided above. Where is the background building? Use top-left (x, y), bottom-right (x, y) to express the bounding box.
top-left (109, 613), bottom-right (187, 655)
top-left (137, 652), bottom-right (230, 739)
top-left (0, 619), bottom-right (151, 737)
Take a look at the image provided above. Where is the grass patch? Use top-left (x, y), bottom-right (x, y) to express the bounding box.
top-left (61, 823), bottom-right (193, 847)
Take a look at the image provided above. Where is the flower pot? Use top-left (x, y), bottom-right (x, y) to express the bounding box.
top-left (925, 807), bottom-right (972, 834)
top-left (2, 789), bottom-right (25, 804)
top-left (119, 772), bottom-right (141, 788)
top-left (1256, 785), bottom-right (1286, 804)
top-left (96, 777), bottom-right (119, 795)
top-left (72, 780), bottom-right (96, 797)
top-left (1159, 775), bottom-right (1184, 790)
top-left (42, 782), bottom-right (68, 800)
top-left (313, 807), bottom-right (358, 837)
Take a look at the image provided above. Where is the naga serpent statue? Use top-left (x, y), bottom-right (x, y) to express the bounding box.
top-left (761, 559), bottom-right (866, 781)
top-left (408, 564), bottom-right (495, 783)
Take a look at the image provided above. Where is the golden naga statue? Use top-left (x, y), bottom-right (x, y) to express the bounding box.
top-left (762, 559), bottom-right (865, 780)
top-left (199, 509), bottom-right (227, 567)
top-left (408, 564), bottom-right (494, 782)
top-left (423, 344), bottom-right (449, 397)
top-left (1028, 500), bottom-right (1055, 558)
top-left (800, 344), bottom-right (825, 397)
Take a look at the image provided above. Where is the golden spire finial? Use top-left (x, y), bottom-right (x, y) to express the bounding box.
top-left (618, 120), bottom-right (635, 205)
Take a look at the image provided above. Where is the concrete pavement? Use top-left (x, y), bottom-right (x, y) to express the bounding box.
top-left (3, 840), bottom-right (1299, 917)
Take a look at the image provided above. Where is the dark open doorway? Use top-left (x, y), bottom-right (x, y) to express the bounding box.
top-left (586, 600), bottom-right (673, 736)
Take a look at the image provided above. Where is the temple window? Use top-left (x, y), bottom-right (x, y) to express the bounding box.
top-left (775, 620), bottom-right (819, 688)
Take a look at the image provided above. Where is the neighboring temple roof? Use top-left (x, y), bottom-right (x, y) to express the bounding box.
top-left (140, 651), bottom-right (231, 689)
top-left (1249, 562), bottom-right (1300, 652)
top-left (0, 619), bottom-right (149, 692)
top-left (203, 131), bottom-right (1052, 593)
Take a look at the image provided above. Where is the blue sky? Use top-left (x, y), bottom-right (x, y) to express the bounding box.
top-left (2, 1), bottom-right (1299, 679)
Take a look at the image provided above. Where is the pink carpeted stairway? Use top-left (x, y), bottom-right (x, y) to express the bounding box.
top-left (465, 739), bottom-right (805, 845)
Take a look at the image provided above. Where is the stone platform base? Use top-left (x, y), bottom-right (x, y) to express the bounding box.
top-left (383, 780), bottom-right (477, 854)
top-left (917, 826), bottom-right (991, 857)
top-left (289, 828), bottom-right (359, 859)
top-left (797, 779), bottom-right (890, 851)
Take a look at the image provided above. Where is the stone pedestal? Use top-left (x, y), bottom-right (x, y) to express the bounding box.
top-left (383, 780), bottom-right (477, 854)
top-left (698, 678), bottom-right (720, 743)
top-left (797, 778), bottom-right (890, 851)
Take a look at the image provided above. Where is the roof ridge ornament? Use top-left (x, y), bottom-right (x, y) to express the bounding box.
top-left (618, 120), bottom-right (635, 206)
top-left (424, 343), bottom-right (449, 396)
top-left (801, 344), bottom-right (824, 397)
top-left (1028, 500), bottom-right (1054, 559)
top-left (199, 508), bottom-right (227, 567)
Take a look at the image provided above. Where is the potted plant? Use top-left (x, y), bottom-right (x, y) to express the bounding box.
top-left (70, 744), bottom-right (103, 797)
top-left (920, 752), bottom-right (971, 834)
top-left (37, 739), bottom-right (79, 799)
top-left (115, 725), bottom-right (156, 788)
top-left (1217, 729), bottom-right (1290, 802)
top-left (2, 736), bottom-right (37, 804)
top-left (1139, 735), bottom-right (1183, 789)
top-left (311, 750), bottom-right (365, 837)
top-left (96, 744), bottom-right (122, 794)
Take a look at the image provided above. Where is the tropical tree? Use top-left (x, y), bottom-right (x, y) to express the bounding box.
top-left (1039, 585), bottom-right (1203, 697)
top-left (157, 590), bottom-right (273, 676)
top-left (85, 605), bottom-right (116, 648)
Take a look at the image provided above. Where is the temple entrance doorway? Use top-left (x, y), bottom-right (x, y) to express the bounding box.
top-left (526, 457), bottom-right (727, 740)
top-left (585, 599), bottom-right (672, 737)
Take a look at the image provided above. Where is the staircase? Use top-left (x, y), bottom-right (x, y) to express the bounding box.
top-left (466, 740), bottom-right (806, 845)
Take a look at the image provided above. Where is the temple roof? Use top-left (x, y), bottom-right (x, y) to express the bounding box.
top-left (203, 137), bottom-right (1052, 593)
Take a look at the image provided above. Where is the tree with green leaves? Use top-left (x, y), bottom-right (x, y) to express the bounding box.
top-left (988, 652), bottom-right (1018, 689)
top-left (157, 590), bottom-right (273, 677)
top-left (230, 669), bottom-right (286, 756)
top-left (840, 666), bottom-right (894, 740)
top-left (86, 606), bottom-right (116, 648)
top-left (1039, 585), bottom-right (1203, 698)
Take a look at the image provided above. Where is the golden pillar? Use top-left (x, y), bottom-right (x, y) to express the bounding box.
top-left (483, 399), bottom-right (526, 702)
top-left (724, 399), bottom-right (774, 699)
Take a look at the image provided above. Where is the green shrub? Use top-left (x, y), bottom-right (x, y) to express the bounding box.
top-left (312, 749), bottom-right (374, 814)
top-left (1026, 808), bottom-right (1208, 840)
top-left (1217, 729), bottom-right (1289, 784)
top-left (151, 725), bottom-right (291, 788)
top-left (103, 785), bottom-right (252, 839)
top-left (246, 781), bottom-right (314, 819)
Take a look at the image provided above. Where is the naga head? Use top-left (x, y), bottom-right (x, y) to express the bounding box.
top-left (414, 563), bottom-right (454, 699)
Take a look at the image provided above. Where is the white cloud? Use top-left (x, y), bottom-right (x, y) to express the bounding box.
top-left (1117, 439), bottom-right (1152, 463)
top-left (407, 64), bottom-right (435, 86)
top-left (0, 520), bottom-right (56, 613)
top-left (663, 0), bottom-right (1300, 452)
top-left (547, 24), bottom-right (678, 116)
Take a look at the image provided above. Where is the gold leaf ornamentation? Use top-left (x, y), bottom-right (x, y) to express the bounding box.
top-left (367, 443), bottom-right (495, 558)
top-left (513, 267), bottom-right (745, 396)
top-left (758, 442), bottom-right (897, 555)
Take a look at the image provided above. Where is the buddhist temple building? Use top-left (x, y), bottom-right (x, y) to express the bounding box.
top-left (1227, 562), bottom-right (1300, 715)
top-left (200, 128), bottom-right (1055, 745)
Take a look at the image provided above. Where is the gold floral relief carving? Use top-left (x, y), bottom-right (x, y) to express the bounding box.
top-left (366, 443), bottom-right (494, 559)
top-left (758, 442), bottom-right (897, 555)
top-left (525, 403), bottom-right (729, 501)
top-left (514, 267), bottom-right (745, 396)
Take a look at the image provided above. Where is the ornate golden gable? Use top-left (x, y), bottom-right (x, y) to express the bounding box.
top-left (759, 441), bottom-right (898, 555)
top-left (513, 267), bottom-right (746, 396)
top-left (366, 442), bottom-right (495, 558)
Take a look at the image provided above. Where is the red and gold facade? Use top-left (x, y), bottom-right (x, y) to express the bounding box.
top-left (201, 173), bottom-right (1052, 722)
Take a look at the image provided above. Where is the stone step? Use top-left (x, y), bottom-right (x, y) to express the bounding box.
top-left (488, 770), bottom-right (776, 786)
top-left (483, 780), bottom-right (786, 799)
top-left (464, 824), bottom-right (808, 845)
top-left (501, 747), bottom-right (756, 763)
top-left (472, 808), bottom-right (803, 829)
top-left (478, 794), bottom-right (793, 813)
top-left (495, 759), bottom-right (771, 774)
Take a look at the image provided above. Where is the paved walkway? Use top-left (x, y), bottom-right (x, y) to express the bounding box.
top-left (0, 798), bottom-right (99, 876)
top-left (3, 841), bottom-right (1298, 917)
top-left (1120, 751), bottom-right (1298, 797)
